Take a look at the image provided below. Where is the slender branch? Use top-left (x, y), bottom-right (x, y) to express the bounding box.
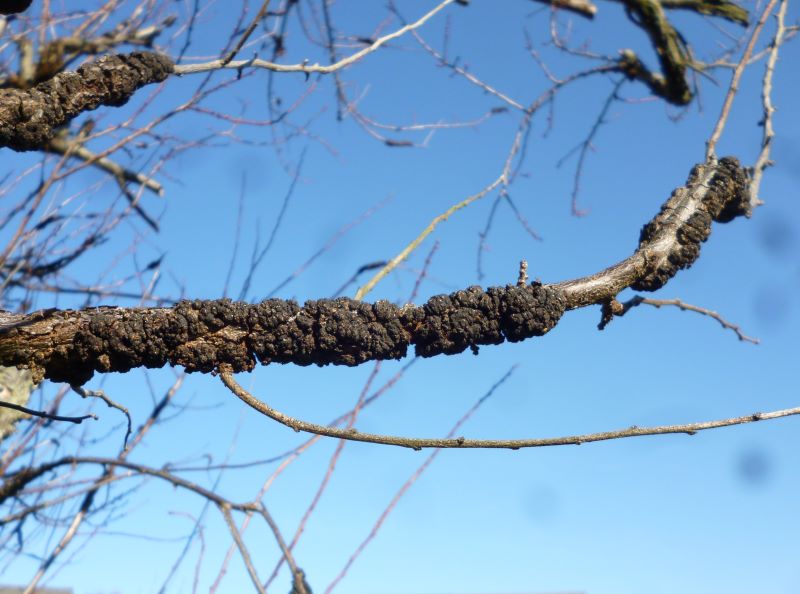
top-left (71, 384), bottom-right (133, 451)
top-left (219, 504), bottom-right (266, 594)
top-left (220, 369), bottom-right (800, 449)
top-left (173, 1), bottom-right (456, 76)
top-left (256, 504), bottom-right (309, 594)
top-left (221, 0), bottom-right (272, 66)
top-left (325, 366), bottom-right (516, 593)
top-left (45, 132), bottom-right (164, 196)
top-left (0, 399), bottom-right (96, 424)
top-left (606, 295), bottom-right (759, 343)
top-left (354, 112), bottom-right (531, 300)
top-left (705, 0), bottom-right (780, 160)
top-left (749, 0), bottom-right (789, 209)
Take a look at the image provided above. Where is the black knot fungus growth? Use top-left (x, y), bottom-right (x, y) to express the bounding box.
top-left (707, 157), bottom-right (751, 223)
top-left (632, 157), bottom-right (749, 292)
top-left (270, 298), bottom-right (410, 366)
top-left (0, 51), bottom-right (175, 151)
top-left (410, 284), bottom-right (565, 358)
top-left (3, 286), bottom-right (568, 385)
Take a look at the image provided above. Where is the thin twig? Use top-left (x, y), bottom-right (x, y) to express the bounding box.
top-left (221, 0), bottom-right (272, 66)
top-left (219, 504), bottom-right (267, 594)
top-left (749, 0), bottom-right (789, 209)
top-left (614, 296), bottom-right (759, 343)
top-left (705, 0), bottom-right (780, 159)
top-left (219, 370), bottom-right (799, 450)
top-left (0, 400), bottom-right (96, 424)
top-left (72, 384), bottom-right (133, 451)
top-left (174, 0), bottom-right (455, 75)
top-left (355, 113), bottom-right (531, 300)
top-left (257, 504), bottom-right (308, 594)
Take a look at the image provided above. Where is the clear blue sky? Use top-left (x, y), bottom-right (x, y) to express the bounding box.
top-left (2, 1), bottom-right (800, 593)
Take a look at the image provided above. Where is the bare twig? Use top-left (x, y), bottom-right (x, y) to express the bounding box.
top-left (174, 1), bottom-right (456, 76)
top-left (610, 296), bottom-right (760, 343)
top-left (71, 384), bottom-right (133, 451)
top-left (355, 112), bottom-right (532, 300)
top-left (749, 0), bottom-right (789, 209)
top-left (219, 504), bottom-right (266, 594)
top-left (705, 0), bottom-right (780, 159)
top-left (221, 0), bottom-right (272, 66)
top-left (0, 399), bottom-right (96, 424)
top-left (219, 370), bottom-right (799, 450)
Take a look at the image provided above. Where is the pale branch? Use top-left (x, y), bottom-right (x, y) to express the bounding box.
top-left (220, 370), bottom-right (800, 450)
top-left (45, 132), bottom-right (164, 196)
top-left (705, 0), bottom-right (780, 160)
top-left (0, 158), bottom-right (749, 386)
top-left (0, 52), bottom-right (174, 151)
top-left (172, 0), bottom-right (456, 76)
top-left (601, 295), bottom-right (759, 343)
top-left (749, 0), bottom-right (789, 209)
top-left (531, 0), bottom-right (598, 18)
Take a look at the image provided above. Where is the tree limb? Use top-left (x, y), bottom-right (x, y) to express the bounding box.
top-left (0, 51), bottom-right (174, 151)
top-left (0, 158), bottom-right (749, 385)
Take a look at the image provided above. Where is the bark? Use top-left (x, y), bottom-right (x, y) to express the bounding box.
top-left (0, 158), bottom-right (749, 386)
top-left (0, 51), bottom-right (174, 151)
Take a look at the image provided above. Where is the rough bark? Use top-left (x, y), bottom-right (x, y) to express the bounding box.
top-left (0, 158), bottom-right (749, 386)
top-left (0, 51), bottom-right (174, 151)
top-left (555, 156), bottom-right (749, 306)
top-left (0, 285), bottom-right (565, 385)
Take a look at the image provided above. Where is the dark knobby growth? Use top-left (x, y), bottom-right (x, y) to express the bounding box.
top-left (0, 51), bottom-right (174, 151)
top-left (632, 157), bottom-right (750, 291)
top-left (0, 284), bottom-right (565, 385)
top-left (0, 0), bottom-right (32, 15)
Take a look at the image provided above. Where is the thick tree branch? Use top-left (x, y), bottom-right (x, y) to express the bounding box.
top-left (553, 156), bottom-right (749, 306)
top-left (0, 51), bottom-right (174, 151)
top-left (0, 158), bottom-right (749, 385)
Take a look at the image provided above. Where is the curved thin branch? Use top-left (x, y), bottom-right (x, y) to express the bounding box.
top-left (607, 296), bottom-right (759, 343)
top-left (220, 370), bottom-right (800, 450)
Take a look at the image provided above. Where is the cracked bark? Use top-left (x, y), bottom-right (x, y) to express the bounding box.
top-left (0, 158), bottom-right (749, 386)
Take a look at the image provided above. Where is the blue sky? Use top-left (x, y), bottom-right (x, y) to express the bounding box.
top-left (2, 1), bottom-right (800, 593)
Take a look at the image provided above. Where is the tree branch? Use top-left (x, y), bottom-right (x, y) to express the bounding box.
top-left (219, 370), bottom-right (800, 450)
top-left (0, 158), bottom-right (749, 385)
top-left (0, 51), bottom-right (174, 151)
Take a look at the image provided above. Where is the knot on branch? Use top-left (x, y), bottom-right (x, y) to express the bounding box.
top-left (632, 156), bottom-right (749, 291)
top-left (408, 284), bottom-right (565, 357)
top-left (0, 51), bottom-right (174, 151)
top-left (0, 285), bottom-right (566, 385)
